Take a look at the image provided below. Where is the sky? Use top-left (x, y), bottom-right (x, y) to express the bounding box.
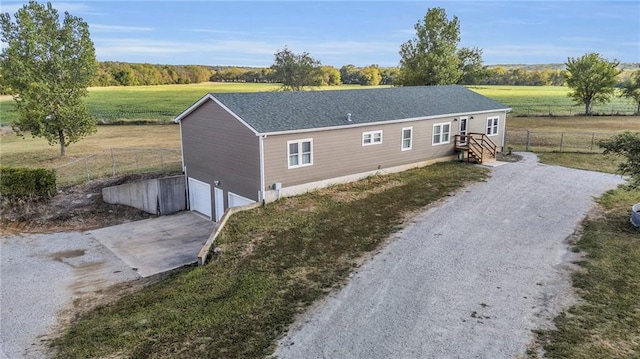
top-left (1, 1), bottom-right (639, 67)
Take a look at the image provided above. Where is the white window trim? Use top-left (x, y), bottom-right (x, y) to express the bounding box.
top-left (432, 122), bottom-right (451, 145)
top-left (401, 127), bottom-right (413, 151)
top-left (287, 138), bottom-right (313, 169)
top-left (362, 130), bottom-right (383, 146)
top-left (487, 116), bottom-right (499, 136)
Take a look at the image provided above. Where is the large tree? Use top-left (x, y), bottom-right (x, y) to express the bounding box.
top-left (620, 70), bottom-right (640, 114)
top-left (359, 64), bottom-right (382, 86)
top-left (339, 64), bottom-right (362, 85)
top-left (398, 7), bottom-right (462, 86)
top-left (457, 47), bottom-right (487, 85)
top-left (564, 53), bottom-right (621, 115)
top-left (271, 47), bottom-right (320, 91)
top-left (1, 1), bottom-right (97, 156)
top-left (316, 65), bottom-right (341, 86)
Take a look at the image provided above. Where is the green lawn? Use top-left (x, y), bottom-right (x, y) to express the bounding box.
top-left (0, 83), bottom-right (387, 125)
top-left (535, 187), bottom-right (640, 358)
top-left (2, 83), bottom-right (638, 125)
top-left (51, 162), bottom-right (489, 358)
top-left (470, 85), bottom-right (637, 116)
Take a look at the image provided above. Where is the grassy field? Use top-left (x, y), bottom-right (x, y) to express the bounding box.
top-left (0, 83), bottom-right (385, 125)
top-left (471, 85), bottom-right (637, 116)
top-left (535, 187), bottom-right (640, 358)
top-left (1, 125), bottom-right (180, 169)
top-left (506, 116), bottom-right (640, 133)
top-left (1, 83), bottom-right (638, 125)
top-left (1, 125), bottom-right (182, 187)
top-left (505, 116), bottom-right (639, 154)
top-left (51, 162), bottom-right (489, 358)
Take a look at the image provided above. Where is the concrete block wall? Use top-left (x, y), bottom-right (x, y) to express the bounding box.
top-left (102, 175), bottom-right (186, 215)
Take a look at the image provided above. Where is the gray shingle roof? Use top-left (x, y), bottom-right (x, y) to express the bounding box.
top-left (209, 85), bottom-right (509, 134)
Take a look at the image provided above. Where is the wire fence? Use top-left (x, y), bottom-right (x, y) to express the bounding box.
top-left (54, 147), bottom-right (182, 189)
top-left (510, 104), bottom-right (638, 117)
top-left (505, 130), bottom-right (619, 153)
top-left (93, 111), bottom-right (177, 123)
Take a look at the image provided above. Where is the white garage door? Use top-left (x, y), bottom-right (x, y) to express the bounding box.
top-left (188, 178), bottom-right (212, 219)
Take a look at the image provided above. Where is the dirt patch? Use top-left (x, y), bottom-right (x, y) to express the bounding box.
top-left (497, 151), bottom-right (523, 162)
top-left (0, 125), bottom-right (14, 136)
top-left (0, 173), bottom-right (176, 235)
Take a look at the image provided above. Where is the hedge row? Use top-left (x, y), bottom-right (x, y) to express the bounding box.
top-left (0, 167), bottom-right (56, 198)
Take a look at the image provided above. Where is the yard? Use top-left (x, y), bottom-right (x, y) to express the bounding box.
top-left (535, 188), bottom-right (640, 358)
top-left (51, 161), bottom-right (489, 358)
top-left (1, 84), bottom-right (638, 357)
top-left (1, 83), bottom-right (638, 125)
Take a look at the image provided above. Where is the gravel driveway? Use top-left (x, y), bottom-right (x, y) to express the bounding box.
top-left (274, 153), bottom-right (624, 359)
top-left (1, 231), bottom-right (139, 359)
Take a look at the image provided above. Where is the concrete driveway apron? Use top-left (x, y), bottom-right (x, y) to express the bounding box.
top-left (1, 211), bottom-right (215, 358)
top-left (87, 211), bottom-right (216, 277)
top-left (274, 153), bottom-right (624, 359)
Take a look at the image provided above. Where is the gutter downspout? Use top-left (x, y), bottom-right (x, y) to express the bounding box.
top-left (502, 110), bottom-right (508, 152)
top-left (177, 119), bottom-right (189, 210)
top-left (259, 134), bottom-right (266, 204)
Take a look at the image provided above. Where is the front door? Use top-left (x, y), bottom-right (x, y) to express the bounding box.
top-left (459, 116), bottom-right (468, 145)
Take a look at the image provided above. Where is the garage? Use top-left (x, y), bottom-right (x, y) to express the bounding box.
top-left (188, 178), bottom-right (212, 219)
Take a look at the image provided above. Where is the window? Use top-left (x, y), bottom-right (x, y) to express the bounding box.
top-left (401, 127), bottom-right (413, 150)
top-left (487, 117), bottom-right (499, 136)
top-left (432, 122), bottom-right (451, 145)
top-left (362, 130), bottom-right (383, 146)
top-left (288, 139), bottom-right (313, 168)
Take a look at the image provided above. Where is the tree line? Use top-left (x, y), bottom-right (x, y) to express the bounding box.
top-left (0, 60), bottom-right (629, 95)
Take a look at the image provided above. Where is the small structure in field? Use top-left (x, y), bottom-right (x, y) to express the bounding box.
top-left (174, 85), bottom-right (510, 221)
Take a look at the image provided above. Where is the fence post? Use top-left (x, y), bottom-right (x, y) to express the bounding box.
top-left (160, 150), bottom-right (164, 171)
top-left (526, 130), bottom-right (530, 152)
top-left (590, 133), bottom-right (595, 152)
top-left (111, 147), bottom-right (116, 176)
top-left (136, 149), bottom-right (140, 171)
top-left (559, 132), bottom-right (564, 152)
top-left (85, 158), bottom-right (90, 182)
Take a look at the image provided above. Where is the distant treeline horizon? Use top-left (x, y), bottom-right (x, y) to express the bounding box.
top-left (1, 61), bottom-right (638, 95)
top-left (91, 61), bottom-right (640, 88)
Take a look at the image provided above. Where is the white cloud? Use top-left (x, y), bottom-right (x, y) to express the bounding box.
top-left (561, 36), bottom-right (604, 43)
top-left (95, 38), bottom-right (189, 57)
top-left (483, 44), bottom-right (580, 58)
top-left (90, 24), bottom-right (154, 33)
top-left (191, 29), bottom-right (249, 35)
top-left (94, 37), bottom-right (397, 63)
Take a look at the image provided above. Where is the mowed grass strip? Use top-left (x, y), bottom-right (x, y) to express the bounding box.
top-left (535, 188), bottom-right (640, 358)
top-left (506, 115), bottom-right (640, 133)
top-left (52, 162), bottom-right (489, 359)
top-left (0, 125), bottom-right (180, 168)
top-left (0, 83), bottom-right (388, 125)
top-left (470, 85), bottom-right (637, 116)
top-left (536, 153), bottom-right (623, 174)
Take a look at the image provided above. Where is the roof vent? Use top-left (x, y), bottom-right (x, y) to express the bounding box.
top-left (347, 113), bottom-right (352, 122)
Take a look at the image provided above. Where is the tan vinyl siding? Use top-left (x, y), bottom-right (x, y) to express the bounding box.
top-left (181, 99), bottom-right (260, 213)
top-left (264, 117), bottom-right (461, 188)
top-left (466, 111), bottom-right (506, 149)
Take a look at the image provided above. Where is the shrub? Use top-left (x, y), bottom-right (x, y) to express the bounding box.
top-left (0, 167), bottom-right (56, 198)
top-left (599, 132), bottom-right (640, 187)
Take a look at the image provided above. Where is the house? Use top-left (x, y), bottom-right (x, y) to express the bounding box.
top-left (174, 85), bottom-right (510, 221)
